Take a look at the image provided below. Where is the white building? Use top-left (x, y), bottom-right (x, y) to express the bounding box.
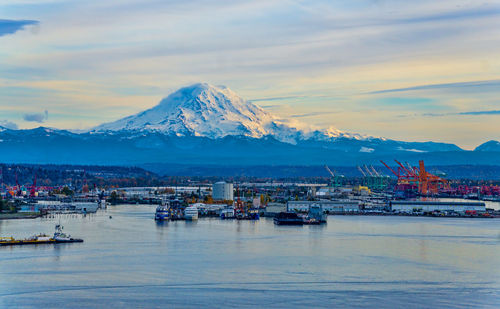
top-left (287, 200), bottom-right (360, 213)
top-left (390, 201), bottom-right (485, 213)
top-left (212, 181), bottom-right (234, 201)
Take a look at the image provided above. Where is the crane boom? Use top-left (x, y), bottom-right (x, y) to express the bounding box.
top-left (364, 165), bottom-right (374, 177)
top-left (357, 166), bottom-right (366, 177)
top-left (324, 165), bottom-right (335, 178)
top-left (380, 160), bottom-right (399, 177)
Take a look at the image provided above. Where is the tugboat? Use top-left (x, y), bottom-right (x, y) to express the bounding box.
top-left (273, 212), bottom-right (304, 225)
top-left (155, 203), bottom-right (171, 221)
top-left (53, 224), bottom-right (83, 243)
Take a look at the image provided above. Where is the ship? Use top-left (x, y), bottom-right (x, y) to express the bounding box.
top-left (0, 225), bottom-right (83, 246)
top-left (52, 224), bottom-right (83, 243)
top-left (155, 203), bottom-right (171, 221)
top-left (184, 205), bottom-right (199, 220)
top-left (220, 206), bottom-right (235, 219)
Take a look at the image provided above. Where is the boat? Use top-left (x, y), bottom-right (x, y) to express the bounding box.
top-left (53, 224), bottom-right (83, 243)
top-left (155, 204), bottom-right (171, 221)
top-left (220, 207), bottom-right (235, 219)
top-left (0, 225), bottom-right (83, 246)
top-left (273, 212), bottom-right (304, 225)
top-left (0, 234), bottom-right (54, 246)
top-left (184, 205), bottom-right (199, 220)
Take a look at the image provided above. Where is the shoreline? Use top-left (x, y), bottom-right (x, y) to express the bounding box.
top-left (0, 213), bottom-right (41, 220)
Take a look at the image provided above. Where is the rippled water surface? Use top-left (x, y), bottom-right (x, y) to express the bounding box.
top-left (1, 205), bottom-right (499, 308)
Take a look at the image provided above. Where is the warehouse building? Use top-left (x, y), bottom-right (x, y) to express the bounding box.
top-left (287, 200), bottom-right (360, 213)
top-left (389, 200), bottom-right (486, 213)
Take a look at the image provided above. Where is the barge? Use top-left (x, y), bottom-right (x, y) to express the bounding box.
top-left (0, 225), bottom-right (83, 246)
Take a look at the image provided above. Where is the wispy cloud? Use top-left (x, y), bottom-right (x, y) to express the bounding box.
top-left (0, 19), bottom-right (38, 36)
top-left (250, 96), bottom-right (308, 102)
top-left (368, 80), bottom-right (500, 94)
top-left (23, 110), bottom-right (49, 123)
top-left (291, 111), bottom-right (338, 118)
top-left (259, 104), bottom-right (281, 109)
top-left (424, 110), bottom-right (500, 117)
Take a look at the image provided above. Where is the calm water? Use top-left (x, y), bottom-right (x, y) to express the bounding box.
top-left (1, 205), bottom-right (499, 308)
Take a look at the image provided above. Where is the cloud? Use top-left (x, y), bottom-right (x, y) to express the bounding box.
top-left (291, 111), bottom-right (338, 118)
top-left (23, 110), bottom-right (49, 123)
top-left (259, 104), bottom-right (281, 109)
top-left (0, 120), bottom-right (18, 129)
top-left (250, 96), bottom-right (308, 102)
top-left (0, 19), bottom-right (39, 37)
top-left (424, 110), bottom-right (500, 117)
top-left (459, 110), bottom-right (500, 115)
top-left (368, 80), bottom-right (500, 94)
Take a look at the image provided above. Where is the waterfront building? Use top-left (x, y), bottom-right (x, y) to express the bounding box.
top-left (287, 200), bottom-right (360, 213)
top-left (389, 201), bottom-right (486, 213)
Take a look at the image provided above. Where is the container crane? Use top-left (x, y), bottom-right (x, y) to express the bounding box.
top-left (357, 166), bottom-right (366, 177)
top-left (370, 166), bottom-right (380, 177)
top-left (363, 165), bottom-right (374, 177)
top-left (324, 165), bottom-right (335, 178)
top-left (380, 159), bottom-right (449, 196)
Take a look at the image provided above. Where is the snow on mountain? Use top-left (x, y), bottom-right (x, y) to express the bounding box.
top-left (94, 83), bottom-right (273, 137)
top-left (92, 82), bottom-right (354, 144)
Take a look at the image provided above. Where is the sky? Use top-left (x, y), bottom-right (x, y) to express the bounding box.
top-left (1, 0), bottom-right (499, 149)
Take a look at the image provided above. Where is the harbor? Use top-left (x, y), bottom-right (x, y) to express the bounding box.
top-left (0, 204), bottom-right (498, 308)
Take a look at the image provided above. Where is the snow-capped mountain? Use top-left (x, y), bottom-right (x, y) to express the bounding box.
top-left (92, 83), bottom-right (359, 144)
top-left (5, 82), bottom-right (496, 168)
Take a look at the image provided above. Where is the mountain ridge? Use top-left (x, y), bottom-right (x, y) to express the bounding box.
top-left (1, 82), bottom-right (498, 167)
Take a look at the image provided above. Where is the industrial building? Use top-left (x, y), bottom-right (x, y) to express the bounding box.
top-left (389, 200), bottom-right (486, 213)
top-left (212, 181), bottom-right (234, 201)
top-left (287, 200), bottom-right (360, 213)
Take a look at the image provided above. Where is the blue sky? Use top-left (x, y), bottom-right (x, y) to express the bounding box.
top-left (1, 0), bottom-right (499, 149)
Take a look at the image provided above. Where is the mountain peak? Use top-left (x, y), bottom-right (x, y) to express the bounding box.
top-left (475, 140), bottom-right (500, 152)
top-left (93, 82), bottom-right (278, 139)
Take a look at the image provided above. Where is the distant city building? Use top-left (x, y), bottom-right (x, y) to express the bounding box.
top-left (390, 201), bottom-right (486, 213)
top-left (287, 200), bottom-right (360, 213)
top-left (212, 181), bottom-right (234, 201)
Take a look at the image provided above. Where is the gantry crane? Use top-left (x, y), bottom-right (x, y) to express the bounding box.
top-left (381, 159), bottom-right (449, 196)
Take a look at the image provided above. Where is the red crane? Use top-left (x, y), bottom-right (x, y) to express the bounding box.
top-left (29, 174), bottom-right (37, 197)
top-left (381, 159), bottom-right (449, 196)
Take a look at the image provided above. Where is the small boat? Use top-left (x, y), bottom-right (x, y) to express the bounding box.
top-left (220, 207), bottom-right (235, 219)
top-left (184, 205), bottom-right (199, 220)
top-left (155, 204), bottom-right (171, 221)
top-left (273, 212), bottom-right (304, 225)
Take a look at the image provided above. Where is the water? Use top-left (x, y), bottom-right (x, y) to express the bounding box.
top-left (1, 205), bottom-right (499, 308)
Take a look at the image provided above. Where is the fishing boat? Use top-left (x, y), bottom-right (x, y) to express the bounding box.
top-left (155, 204), bottom-right (171, 221)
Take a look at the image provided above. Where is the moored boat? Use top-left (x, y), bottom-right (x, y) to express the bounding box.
top-left (184, 205), bottom-right (199, 220)
top-left (273, 212), bottom-right (304, 225)
top-left (155, 204), bottom-right (171, 221)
